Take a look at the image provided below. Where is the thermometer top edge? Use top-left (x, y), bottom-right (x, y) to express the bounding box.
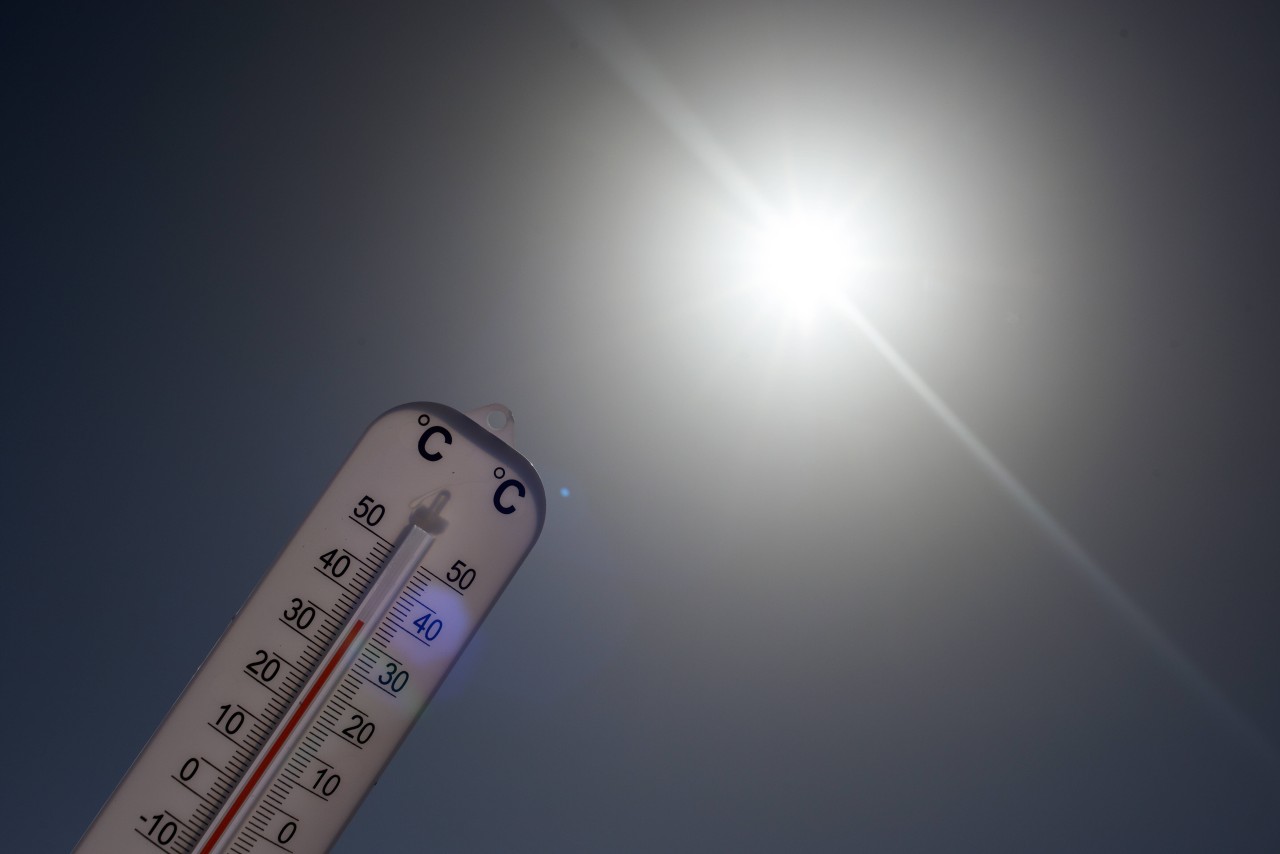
top-left (378, 400), bottom-right (547, 533)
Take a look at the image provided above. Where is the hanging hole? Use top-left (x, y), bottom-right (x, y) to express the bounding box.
top-left (486, 410), bottom-right (509, 431)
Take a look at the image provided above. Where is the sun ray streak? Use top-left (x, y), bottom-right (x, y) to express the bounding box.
top-left (834, 295), bottom-right (1279, 772)
top-left (551, 0), bottom-right (772, 220)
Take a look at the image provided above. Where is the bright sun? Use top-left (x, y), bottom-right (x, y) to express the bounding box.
top-left (745, 209), bottom-right (855, 330)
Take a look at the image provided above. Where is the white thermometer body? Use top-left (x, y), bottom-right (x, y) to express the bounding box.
top-left (76, 403), bottom-right (546, 853)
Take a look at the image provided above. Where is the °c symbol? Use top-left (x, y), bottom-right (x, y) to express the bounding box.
top-left (418, 425), bottom-right (453, 461)
top-left (493, 479), bottom-right (525, 515)
top-left (418, 414), bottom-right (431, 426)
top-left (493, 467), bottom-right (505, 479)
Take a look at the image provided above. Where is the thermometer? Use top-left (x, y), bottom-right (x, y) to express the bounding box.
top-left (76, 402), bottom-right (546, 853)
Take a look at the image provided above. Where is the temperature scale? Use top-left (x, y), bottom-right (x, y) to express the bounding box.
top-left (76, 402), bottom-right (546, 853)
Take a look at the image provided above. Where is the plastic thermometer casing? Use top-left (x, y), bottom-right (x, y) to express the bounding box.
top-left (76, 403), bottom-right (546, 853)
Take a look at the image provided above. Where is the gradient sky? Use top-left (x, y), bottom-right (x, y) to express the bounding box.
top-left (6, 2), bottom-right (1280, 851)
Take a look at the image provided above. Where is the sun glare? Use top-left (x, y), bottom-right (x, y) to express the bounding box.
top-left (746, 210), bottom-right (854, 330)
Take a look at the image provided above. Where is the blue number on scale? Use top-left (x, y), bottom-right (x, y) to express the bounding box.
top-left (413, 611), bottom-right (443, 641)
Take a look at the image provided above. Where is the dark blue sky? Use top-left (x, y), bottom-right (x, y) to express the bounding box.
top-left (6, 2), bottom-right (1280, 851)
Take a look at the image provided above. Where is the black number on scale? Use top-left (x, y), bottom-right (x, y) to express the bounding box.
top-left (318, 548), bottom-right (350, 578)
top-left (283, 598), bottom-right (316, 630)
top-left (179, 757), bottom-right (199, 782)
top-left (341, 713), bottom-right (375, 744)
top-left (246, 650), bottom-right (281, 682)
top-left (278, 822), bottom-right (297, 845)
top-left (215, 704), bottom-right (244, 735)
top-left (313, 768), bottom-right (341, 797)
top-left (143, 814), bottom-right (178, 845)
top-left (378, 662), bottom-right (409, 693)
top-left (354, 495), bottom-right (385, 526)
top-left (447, 559), bottom-right (476, 590)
